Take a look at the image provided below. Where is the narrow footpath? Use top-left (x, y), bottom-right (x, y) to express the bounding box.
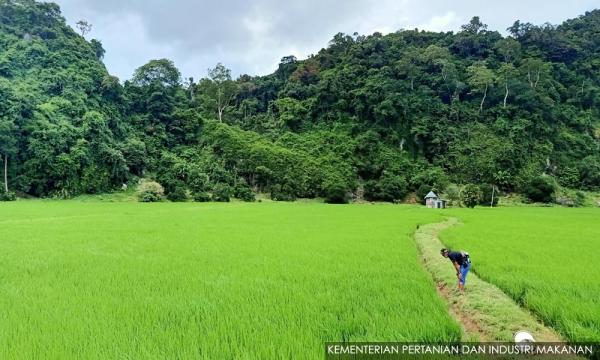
top-left (414, 218), bottom-right (563, 342)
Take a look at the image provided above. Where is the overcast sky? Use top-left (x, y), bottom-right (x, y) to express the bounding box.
top-left (53, 0), bottom-right (598, 81)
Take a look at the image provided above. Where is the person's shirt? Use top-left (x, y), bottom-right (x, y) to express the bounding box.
top-left (448, 251), bottom-right (467, 266)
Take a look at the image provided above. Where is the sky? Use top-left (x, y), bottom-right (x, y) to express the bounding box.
top-left (53, 0), bottom-right (599, 81)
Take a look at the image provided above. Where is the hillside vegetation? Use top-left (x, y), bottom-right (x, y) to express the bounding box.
top-left (1, 0), bottom-right (600, 203)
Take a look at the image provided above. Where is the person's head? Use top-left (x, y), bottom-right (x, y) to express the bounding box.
top-left (440, 248), bottom-right (449, 258)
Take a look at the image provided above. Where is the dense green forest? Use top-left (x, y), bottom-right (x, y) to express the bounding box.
top-left (1, 0), bottom-right (600, 204)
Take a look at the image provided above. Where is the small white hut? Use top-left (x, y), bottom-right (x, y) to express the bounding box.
top-left (425, 191), bottom-right (446, 209)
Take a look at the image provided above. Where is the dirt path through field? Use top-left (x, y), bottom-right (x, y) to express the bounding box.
top-left (414, 218), bottom-right (563, 342)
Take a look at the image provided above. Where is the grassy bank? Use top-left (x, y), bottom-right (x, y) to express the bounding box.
top-left (414, 219), bottom-right (561, 342)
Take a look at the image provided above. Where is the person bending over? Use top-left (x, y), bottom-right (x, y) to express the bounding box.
top-left (440, 248), bottom-right (471, 292)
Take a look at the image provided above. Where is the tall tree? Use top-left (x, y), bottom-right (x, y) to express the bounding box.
top-left (204, 63), bottom-right (239, 122)
top-left (495, 38), bottom-right (522, 62)
top-left (520, 58), bottom-right (549, 90)
top-left (497, 63), bottom-right (517, 108)
top-left (396, 47), bottom-right (421, 91)
top-left (132, 59), bottom-right (181, 88)
top-left (0, 119), bottom-right (17, 193)
top-left (461, 16), bottom-right (488, 34)
top-left (467, 62), bottom-right (495, 112)
top-left (76, 20), bottom-right (92, 36)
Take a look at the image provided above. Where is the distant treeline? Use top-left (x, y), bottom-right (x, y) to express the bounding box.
top-left (1, 0), bottom-right (599, 203)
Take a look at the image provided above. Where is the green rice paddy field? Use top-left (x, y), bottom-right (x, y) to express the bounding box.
top-left (0, 201), bottom-right (598, 359)
top-left (0, 202), bottom-right (457, 359)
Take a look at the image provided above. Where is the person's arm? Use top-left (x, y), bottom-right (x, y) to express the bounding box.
top-left (453, 262), bottom-right (461, 279)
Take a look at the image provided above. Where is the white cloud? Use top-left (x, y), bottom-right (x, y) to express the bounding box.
top-left (415, 11), bottom-right (462, 32)
top-left (92, 12), bottom-right (180, 80)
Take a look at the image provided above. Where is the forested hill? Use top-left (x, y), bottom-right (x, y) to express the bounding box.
top-left (1, 0), bottom-right (600, 204)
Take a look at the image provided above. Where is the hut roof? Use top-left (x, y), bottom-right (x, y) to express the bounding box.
top-left (424, 191), bottom-right (438, 199)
